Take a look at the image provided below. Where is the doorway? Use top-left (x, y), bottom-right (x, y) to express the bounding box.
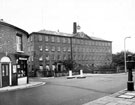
top-left (2, 64), bottom-right (9, 87)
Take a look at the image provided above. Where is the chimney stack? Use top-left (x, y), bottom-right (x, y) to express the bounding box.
top-left (73, 22), bottom-right (77, 34)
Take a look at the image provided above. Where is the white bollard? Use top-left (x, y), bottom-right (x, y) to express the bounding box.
top-left (67, 70), bottom-right (75, 79)
top-left (77, 69), bottom-right (86, 79)
top-left (80, 70), bottom-right (84, 77)
top-left (69, 70), bottom-right (72, 77)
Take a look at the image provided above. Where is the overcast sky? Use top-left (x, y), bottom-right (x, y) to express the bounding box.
top-left (1, 0), bottom-right (135, 54)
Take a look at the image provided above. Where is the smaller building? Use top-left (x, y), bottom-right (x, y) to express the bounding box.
top-left (0, 20), bottom-right (29, 87)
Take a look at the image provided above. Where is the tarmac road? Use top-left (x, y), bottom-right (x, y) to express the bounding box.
top-left (0, 73), bottom-right (133, 105)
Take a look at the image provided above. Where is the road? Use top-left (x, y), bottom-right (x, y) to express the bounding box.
top-left (0, 73), bottom-right (133, 105)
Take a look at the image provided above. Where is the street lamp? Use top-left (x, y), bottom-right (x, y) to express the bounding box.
top-left (124, 36), bottom-right (131, 72)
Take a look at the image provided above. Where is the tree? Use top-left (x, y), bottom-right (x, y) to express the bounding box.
top-left (112, 51), bottom-right (133, 67)
top-left (62, 59), bottom-right (76, 71)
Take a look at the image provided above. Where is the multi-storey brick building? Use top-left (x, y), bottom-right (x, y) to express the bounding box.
top-left (28, 30), bottom-right (72, 76)
top-left (0, 20), bottom-right (29, 87)
top-left (72, 32), bottom-right (112, 67)
top-left (28, 23), bottom-right (112, 77)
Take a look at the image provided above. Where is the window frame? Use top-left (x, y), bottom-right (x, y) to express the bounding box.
top-left (38, 35), bottom-right (42, 41)
top-left (16, 34), bottom-right (23, 52)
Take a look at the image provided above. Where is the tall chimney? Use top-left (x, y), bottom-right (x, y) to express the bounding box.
top-left (73, 22), bottom-right (77, 34)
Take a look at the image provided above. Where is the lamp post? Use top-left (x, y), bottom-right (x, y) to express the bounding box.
top-left (124, 36), bottom-right (131, 72)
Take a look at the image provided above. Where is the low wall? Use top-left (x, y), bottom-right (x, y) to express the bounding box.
top-left (18, 77), bottom-right (27, 85)
top-left (93, 69), bottom-right (117, 74)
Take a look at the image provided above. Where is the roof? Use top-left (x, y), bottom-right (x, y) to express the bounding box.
top-left (90, 36), bottom-right (109, 41)
top-left (75, 32), bottom-right (111, 42)
top-left (0, 19), bottom-right (29, 36)
top-left (32, 29), bottom-right (73, 37)
top-left (31, 29), bottom-right (111, 42)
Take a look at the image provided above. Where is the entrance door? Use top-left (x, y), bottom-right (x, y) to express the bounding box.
top-left (58, 64), bottom-right (61, 72)
top-left (1, 64), bottom-right (9, 87)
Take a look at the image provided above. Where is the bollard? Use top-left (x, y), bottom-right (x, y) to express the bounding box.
top-left (127, 55), bottom-right (134, 91)
top-left (67, 70), bottom-right (75, 79)
top-left (69, 70), bottom-right (72, 77)
top-left (77, 69), bottom-right (86, 79)
top-left (80, 70), bottom-right (83, 77)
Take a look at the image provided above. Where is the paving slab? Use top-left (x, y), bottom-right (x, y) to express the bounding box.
top-left (83, 87), bottom-right (135, 105)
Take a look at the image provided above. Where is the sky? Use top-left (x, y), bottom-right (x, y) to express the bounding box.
top-left (1, 0), bottom-right (135, 54)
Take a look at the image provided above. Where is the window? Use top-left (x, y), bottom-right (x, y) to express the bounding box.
top-left (17, 61), bottom-right (27, 78)
top-left (108, 43), bottom-right (111, 46)
top-left (46, 55), bottom-right (49, 61)
top-left (79, 47), bottom-right (81, 52)
top-left (74, 47), bottom-right (77, 52)
top-left (57, 37), bottom-right (60, 42)
top-left (45, 46), bottom-right (49, 51)
top-left (92, 41), bottom-right (94, 45)
top-left (45, 65), bottom-right (50, 71)
top-left (81, 40), bottom-right (83, 44)
top-left (30, 36), bottom-right (33, 41)
top-left (39, 56), bottom-right (43, 61)
top-left (68, 54), bottom-right (71, 59)
top-left (86, 48), bottom-right (89, 52)
top-left (63, 38), bottom-right (66, 43)
top-left (77, 39), bottom-right (80, 44)
top-left (16, 34), bottom-right (23, 51)
top-left (67, 38), bottom-right (70, 43)
top-left (31, 56), bottom-right (33, 61)
top-left (95, 42), bottom-right (98, 46)
top-left (52, 46), bottom-right (55, 51)
top-left (57, 55), bottom-right (60, 60)
top-left (38, 35), bottom-right (42, 41)
top-left (63, 55), bottom-right (66, 60)
top-left (31, 46), bottom-right (34, 51)
top-left (63, 47), bottom-right (66, 52)
top-left (39, 65), bottom-right (43, 70)
top-left (75, 46), bottom-right (78, 52)
top-left (57, 46), bottom-right (60, 51)
top-left (72, 39), bottom-right (75, 43)
top-left (51, 54), bottom-right (55, 60)
top-left (68, 47), bottom-right (71, 52)
top-left (45, 36), bottom-right (49, 41)
top-left (28, 46), bottom-right (30, 52)
top-left (39, 45), bottom-right (43, 51)
top-left (83, 48), bottom-right (85, 52)
top-left (108, 49), bottom-right (111, 53)
top-left (51, 36), bottom-right (55, 42)
top-left (89, 41), bottom-right (91, 45)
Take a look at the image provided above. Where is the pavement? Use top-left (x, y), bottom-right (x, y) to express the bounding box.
top-left (0, 81), bottom-right (45, 92)
top-left (83, 88), bottom-right (135, 105)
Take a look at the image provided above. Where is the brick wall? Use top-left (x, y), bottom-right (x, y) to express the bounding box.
top-left (0, 23), bottom-right (28, 55)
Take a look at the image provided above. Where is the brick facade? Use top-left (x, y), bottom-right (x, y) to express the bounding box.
top-left (0, 22), bottom-right (28, 54)
top-left (0, 20), bottom-right (29, 87)
top-left (28, 30), bottom-right (112, 77)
